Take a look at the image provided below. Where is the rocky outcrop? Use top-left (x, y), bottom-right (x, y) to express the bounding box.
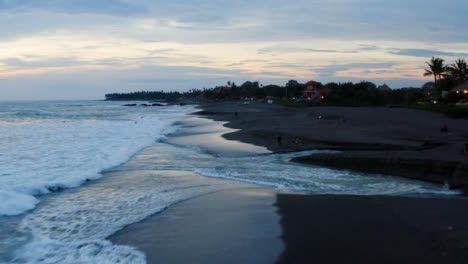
top-left (293, 153), bottom-right (468, 189)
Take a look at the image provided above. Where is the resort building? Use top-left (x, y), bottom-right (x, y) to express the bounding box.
top-left (302, 80), bottom-right (330, 100)
top-left (451, 81), bottom-right (468, 95)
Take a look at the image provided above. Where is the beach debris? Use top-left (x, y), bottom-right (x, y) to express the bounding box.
top-left (440, 124), bottom-right (448, 132)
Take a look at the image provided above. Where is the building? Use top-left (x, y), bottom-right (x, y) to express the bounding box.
top-left (302, 81), bottom-right (329, 100)
top-left (450, 81), bottom-right (468, 95)
top-left (265, 96), bottom-right (274, 104)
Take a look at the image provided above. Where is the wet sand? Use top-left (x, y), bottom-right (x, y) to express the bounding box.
top-left (276, 194), bottom-right (468, 264)
top-left (111, 188), bottom-right (283, 264)
top-left (110, 190), bottom-right (468, 264)
top-left (197, 101), bottom-right (468, 189)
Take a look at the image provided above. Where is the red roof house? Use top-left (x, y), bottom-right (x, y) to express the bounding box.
top-left (303, 81), bottom-right (329, 100)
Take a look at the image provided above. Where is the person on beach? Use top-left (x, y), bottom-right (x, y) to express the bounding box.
top-left (277, 135), bottom-right (282, 146)
top-left (294, 136), bottom-right (301, 146)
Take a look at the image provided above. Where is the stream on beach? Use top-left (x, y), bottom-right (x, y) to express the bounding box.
top-left (0, 101), bottom-right (459, 263)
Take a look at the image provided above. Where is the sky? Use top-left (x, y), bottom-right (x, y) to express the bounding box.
top-left (0, 0), bottom-right (467, 100)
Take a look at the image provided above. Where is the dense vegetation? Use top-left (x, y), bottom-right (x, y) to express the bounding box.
top-left (424, 57), bottom-right (467, 94)
top-left (106, 57), bottom-right (468, 117)
top-left (105, 91), bottom-right (193, 101)
top-left (106, 81), bottom-right (428, 106)
top-left (323, 82), bottom-right (425, 106)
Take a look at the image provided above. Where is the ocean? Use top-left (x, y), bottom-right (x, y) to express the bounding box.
top-left (0, 101), bottom-right (458, 263)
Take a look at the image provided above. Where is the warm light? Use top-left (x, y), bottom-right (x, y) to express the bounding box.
top-left (456, 91), bottom-right (459, 94)
top-left (433, 100), bottom-right (438, 104)
top-left (464, 90), bottom-right (468, 94)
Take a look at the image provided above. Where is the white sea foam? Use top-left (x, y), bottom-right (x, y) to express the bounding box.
top-left (13, 235), bottom-right (146, 264)
top-left (0, 105), bottom-right (182, 216)
top-left (0, 190), bottom-right (39, 216)
top-left (13, 169), bottom-right (244, 264)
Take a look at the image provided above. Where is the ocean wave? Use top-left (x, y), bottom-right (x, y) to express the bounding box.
top-left (12, 235), bottom-right (146, 264)
top-left (0, 111), bottom-right (180, 216)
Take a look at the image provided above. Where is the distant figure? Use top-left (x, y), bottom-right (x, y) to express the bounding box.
top-left (277, 135), bottom-right (282, 146)
top-left (440, 124), bottom-right (448, 133)
top-left (294, 136), bottom-right (301, 146)
top-left (234, 112), bottom-right (238, 118)
top-left (464, 144), bottom-right (468, 156)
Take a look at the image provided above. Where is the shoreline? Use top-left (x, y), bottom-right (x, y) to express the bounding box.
top-left (196, 101), bottom-right (468, 190)
top-left (110, 188), bottom-right (284, 264)
top-left (109, 104), bottom-right (468, 263)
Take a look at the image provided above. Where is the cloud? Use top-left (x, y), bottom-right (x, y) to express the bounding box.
top-left (306, 49), bottom-right (354, 53)
top-left (389, 49), bottom-right (468, 58)
top-left (226, 62), bottom-right (245, 67)
top-left (314, 62), bottom-right (399, 78)
top-left (0, 0), bottom-right (147, 16)
top-left (0, 0), bottom-right (467, 99)
top-left (1, 57), bottom-right (83, 68)
top-left (358, 45), bottom-right (381, 51)
top-left (258, 45), bottom-right (357, 55)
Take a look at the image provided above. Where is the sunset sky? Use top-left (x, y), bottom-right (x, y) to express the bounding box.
top-left (0, 0), bottom-right (467, 100)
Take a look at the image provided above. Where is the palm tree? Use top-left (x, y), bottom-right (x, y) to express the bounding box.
top-left (424, 57), bottom-right (445, 91)
top-left (446, 59), bottom-right (468, 82)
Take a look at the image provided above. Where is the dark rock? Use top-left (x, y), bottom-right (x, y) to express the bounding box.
top-left (123, 104), bottom-right (137, 106)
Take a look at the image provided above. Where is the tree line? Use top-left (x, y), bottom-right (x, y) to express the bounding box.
top-left (106, 57), bottom-right (467, 106)
top-left (105, 80), bottom-right (428, 106)
top-left (424, 57), bottom-right (467, 92)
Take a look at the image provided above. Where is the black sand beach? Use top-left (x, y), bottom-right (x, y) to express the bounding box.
top-left (112, 190), bottom-right (468, 264)
top-left (276, 194), bottom-right (468, 264)
top-left (111, 188), bottom-right (283, 264)
top-left (110, 102), bottom-right (468, 263)
top-left (197, 101), bottom-right (468, 189)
